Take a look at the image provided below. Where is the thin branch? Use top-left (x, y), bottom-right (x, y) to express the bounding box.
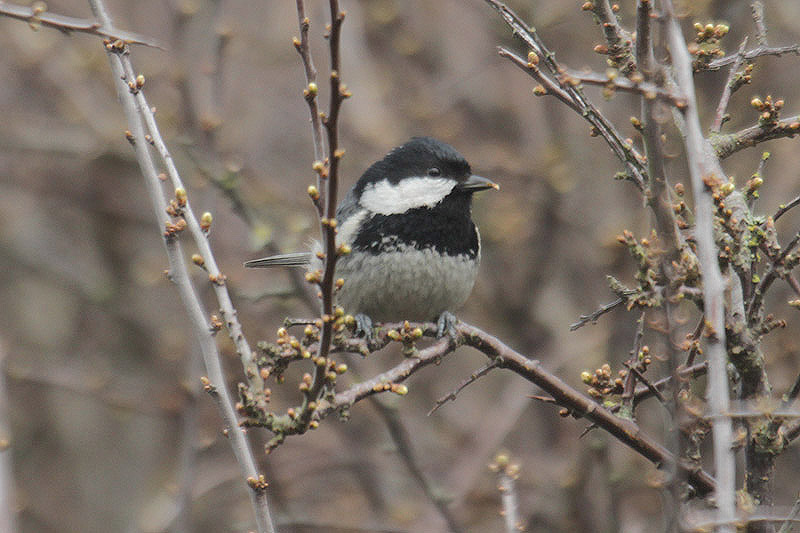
top-left (706, 44), bottom-right (800, 70)
top-left (296, 0), bottom-right (347, 432)
top-left (372, 399), bottom-right (464, 533)
top-left (86, 1), bottom-right (274, 531)
top-left (748, 230), bottom-right (800, 323)
top-left (428, 359), bottom-right (501, 415)
top-left (778, 494), bottom-right (800, 533)
top-left (620, 312), bottom-right (646, 416)
top-left (294, 0), bottom-right (326, 165)
top-left (588, 0), bottom-right (634, 73)
top-left (751, 1), bottom-right (769, 47)
top-left (569, 297), bottom-right (625, 331)
top-left (486, 0), bottom-right (647, 190)
top-left (0, 343), bottom-right (17, 533)
top-left (633, 362), bottom-right (708, 406)
top-left (0, 0), bottom-right (163, 48)
top-left (774, 195), bottom-right (800, 222)
top-left (710, 114), bottom-right (800, 160)
top-left (558, 67), bottom-right (687, 108)
top-left (664, 1), bottom-right (736, 527)
top-left (711, 38), bottom-right (749, 134)
top-left (318, 321), bottom-right (717, 497)
top-left (490, 453), bottom-right (522, 533)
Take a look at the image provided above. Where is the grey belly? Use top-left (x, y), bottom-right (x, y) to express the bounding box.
top-left (333, 248), bottom-right (479, 322)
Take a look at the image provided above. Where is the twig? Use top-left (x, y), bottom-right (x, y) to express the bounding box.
top-left (86, 1), bottom-right (274, 531)
top-left (634, 0), bottom-right (682, 266)
top-left (711, 38), bottom-right (749, 134)
top-left (297, 0), bottom-right (347, 431)
top-left (294, 0), bottom-right (326, 165)
top-left (751, 1), bottom-right (769, 47)
top-left (633, 362), bottom-right (708, 406)
top-left (0, 1), bottom-right (163, 48)
top-left (626, 362), bottom-right (667, 406)
top-left (778, 494), bottom-right (800, 533)
top-left (318, 321), bottom-right (717, 496)
top-left (588, 0), bottom-right (634, 73)
top-left (706, 44), bottom-right (800, 70)
top-left (0, 342), bottom-right (16, 533)
top-left (663, 1), bottom-right (736, 528)
top-left (558, 67), bottom-right (687, 107)
top-left (490, 453), bottom-right (522, 533)
top-left (710, 114), bottom-right (800, 160)
top-left (774, 195), bottom-right (800, 222)
top-left (428, 359), bottom-right (501, 415)
top-left (684, 315), bottom-right (706, 367)
top-left (372, 399), bottom-right (463, 533)
top-left (486, 0), bottom-right (647, 190)
top-left (748, 230), bottom-right (800, 323)
top-left (620, 312), bottom-right (646, 416)
top-left (569, 297), bottom-right (625, 331)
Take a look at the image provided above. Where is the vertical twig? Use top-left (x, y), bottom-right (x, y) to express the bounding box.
top-left (297, 0), bottom-right (347, 429)
top-left (490, 453), bottom-right (522, 533)
top-left (663, 2), bottom-right (736, 530)
top-left (711, 38), bottom-right (749, 134)
top-left (86, 2), bottom-right (275, 531)
top-left (294, 0), bottom-right (327, 165)
top-left (0, 342), bottom-right (17, 533)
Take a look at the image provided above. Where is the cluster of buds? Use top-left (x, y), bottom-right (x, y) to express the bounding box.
top-left (386, 320), bottom-right (425, 357)
top-left (582, 348), bottom-right (653, 403)
top-left (581, 363), bottom-right (624, 402)
top-left (756, 314), bottom-right (787, 336)
top-left (165, 187), bottom-right (186, 217)
top-left (730, 62), bottom-right (754, 93)
top-left (103, 38), bottom-right (127, 54)
top-left (751, 95), bottom-right (784, 127)
top-left (614, 229), bottom-right (662, 309)
top-left (688, 22), bottom-right (729, 70)
top-left (672, 182), bottom-right (691, 230)
top-left (581, 2), bottom-right (635, 74)
top-left (489, 451), bottom-right (521, 479)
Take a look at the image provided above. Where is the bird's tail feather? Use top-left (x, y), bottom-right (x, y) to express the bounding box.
top-left (244, 252), bottom-right (312, 268)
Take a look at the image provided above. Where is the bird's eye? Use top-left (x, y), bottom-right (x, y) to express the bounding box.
top-left (427, 167), bottom-right (441, 177)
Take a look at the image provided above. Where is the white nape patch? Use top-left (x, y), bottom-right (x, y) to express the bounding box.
top-left (359, 177), bottom-right (456, 215)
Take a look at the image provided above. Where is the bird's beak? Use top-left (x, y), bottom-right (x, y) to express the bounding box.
top-left (458, 175), bottom-right (500, 192)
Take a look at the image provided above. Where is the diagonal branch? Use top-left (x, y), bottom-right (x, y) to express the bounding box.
top-left (319, 322), bottom-right (717, 497)
top-left (0, 1), bottom-right (162, 48)
top-left (86, 1), bottom-right (274, 531)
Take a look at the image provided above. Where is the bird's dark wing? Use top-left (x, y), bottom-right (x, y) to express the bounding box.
top-left (244, 252), bottom-right (312, 268)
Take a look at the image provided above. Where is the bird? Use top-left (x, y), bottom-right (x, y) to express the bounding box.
top-left (245, 136), bottom-right (498, 338)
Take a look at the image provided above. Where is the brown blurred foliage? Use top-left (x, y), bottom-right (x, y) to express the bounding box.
top-left (2, 1), bottom-right (800, 531)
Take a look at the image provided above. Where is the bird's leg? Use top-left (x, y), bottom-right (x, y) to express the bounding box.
top-left (436, 311), bottom-right (459, 339)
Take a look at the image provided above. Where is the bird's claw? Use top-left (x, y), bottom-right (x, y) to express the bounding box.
top-left (436, 311), bottom-right (459, 339)
top-left (353, 313), bottom-right (376, 343)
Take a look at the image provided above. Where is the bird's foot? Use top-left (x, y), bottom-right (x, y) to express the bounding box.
top-left (353, 313), bottom-right (377, 343)
top-left (436, 311), bottom-right (459, 339)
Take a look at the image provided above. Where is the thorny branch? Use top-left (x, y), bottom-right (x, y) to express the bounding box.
top-left (298, 321), bottom-right (717, 497)
top-left (486, 0), bottom-right (648, 190)
top-left (0, 0), bottom-right (163, 48)
top-left (85, 1), bottom-right (274, 531)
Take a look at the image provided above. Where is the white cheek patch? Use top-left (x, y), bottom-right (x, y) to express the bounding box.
top-left (359, 177), bottom-right (456, 215)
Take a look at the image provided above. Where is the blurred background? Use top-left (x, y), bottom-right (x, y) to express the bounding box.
top-left (2, 1), bottom-right (800, 531)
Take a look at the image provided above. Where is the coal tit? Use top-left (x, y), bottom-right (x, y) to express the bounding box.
top-left (245, 136), bottom-right (498, 337)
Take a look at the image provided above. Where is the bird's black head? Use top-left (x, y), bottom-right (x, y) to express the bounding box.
top-left (353, 137), bottom-right (497, 215)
